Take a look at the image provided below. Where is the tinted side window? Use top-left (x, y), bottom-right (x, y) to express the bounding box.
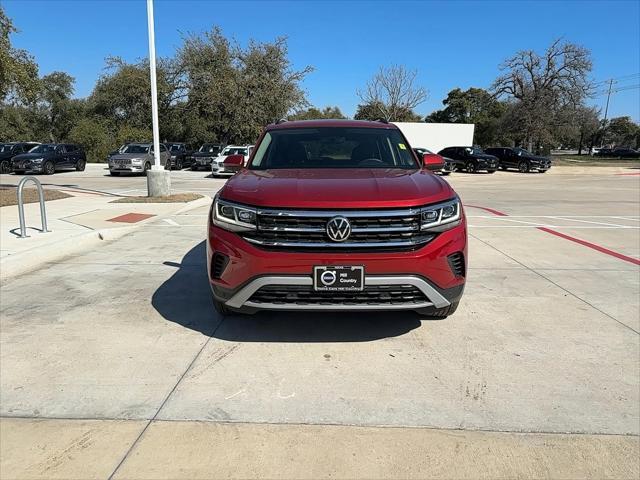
top-left (66, 144), bottom-right (77, 152)
top-left (160, 144), bottom-right (167, 152)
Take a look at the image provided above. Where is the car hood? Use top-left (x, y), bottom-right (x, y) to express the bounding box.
top-left (12, 152), bottom-right (51, 161)
top-left (111, 153), bottom-right (151, 160)
top-left (521, 153), bottom-right (550, 162)
top-left (220, 169), bottom-right (456, 209)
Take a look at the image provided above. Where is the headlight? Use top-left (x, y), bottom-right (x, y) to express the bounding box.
top-left (211, 196), bottom-right (257, 232)
top-left (131, 158), bottom-right (142, 165)
top-left (420, 198), bottom-right (461, 232)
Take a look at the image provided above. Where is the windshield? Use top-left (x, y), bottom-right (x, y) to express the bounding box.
top-left (222, 147), bottom-right (248, 156)
top-left (0, 144), bottom-right (14, 153)
top-left (170, 144), bottom-right (183, 151)
top-left (122, 144), bottom-right (149, 154)
top-left (250, 127), bottom-right (417, 169)
top-left (199, 144), bottom-right (220, 153)
top-left (30, 144), bottom-right (57, 153)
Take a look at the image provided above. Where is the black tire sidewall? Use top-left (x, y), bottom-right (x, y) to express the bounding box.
top-left (44, 161), bottom-right (55, 175)
top-left (519, 161), bottom-right (530, 173)
top-left (466, 161), bottom-right (476, 173)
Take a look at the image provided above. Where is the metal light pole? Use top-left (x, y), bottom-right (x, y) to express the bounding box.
top-left (146, 0), bottom-right (170, 196)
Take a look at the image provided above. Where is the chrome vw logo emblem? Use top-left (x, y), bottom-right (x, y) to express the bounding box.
top-left (326, 216), bottom-right (351, 242)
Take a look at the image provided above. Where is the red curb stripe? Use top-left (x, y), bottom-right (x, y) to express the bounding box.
top-left (537, 227), bottom-right (640, 265)
top-left (464, 204), bottom-right (509, 216)
top-left (465, 205), bottom-right (640, 266)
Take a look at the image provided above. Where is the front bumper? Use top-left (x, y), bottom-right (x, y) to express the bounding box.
top-left (207, 216), bottom-right (467, 312)
top-left (211, 162), bottom-right (233, 175)
top-left (110, 165), bottom-right (144, 173)
top-left (12, 162), bottom-right (44, 173)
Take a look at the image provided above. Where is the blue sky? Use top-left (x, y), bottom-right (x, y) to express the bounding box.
top-left (3, 0), bottom-right (640, 121)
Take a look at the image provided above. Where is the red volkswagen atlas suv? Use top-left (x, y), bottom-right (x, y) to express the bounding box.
top-left (207, 119), bottom-right (467, 317)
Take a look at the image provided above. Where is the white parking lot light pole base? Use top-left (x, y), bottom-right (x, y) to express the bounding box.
top-left (147, 169), bottom-right (171, 197)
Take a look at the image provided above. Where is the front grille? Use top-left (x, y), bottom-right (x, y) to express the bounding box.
top-left (448, 252), bottom-right (465, 277)
top-left (242, 207), bottom-right (435, 251)
top-left (248, 284), bottom-right (428, 306)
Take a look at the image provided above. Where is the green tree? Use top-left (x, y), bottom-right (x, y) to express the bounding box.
top-left (425, 87), bottom-right (507, 146)
top-left (290, 106), bottom-right (346, 120)
top-left (67, 117), bottom-right (111, 162)
top-left (0, 6), bottom-right (39, 103)
top-left (606, 116), bottom-right (639, 148)
top-left (178, 27), bottom-right (312, 145)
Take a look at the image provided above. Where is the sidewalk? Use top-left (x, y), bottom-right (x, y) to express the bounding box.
top-left (0, 190), bottom-right (210, 279)
top-left (1, 417), bottom-right (638, 479)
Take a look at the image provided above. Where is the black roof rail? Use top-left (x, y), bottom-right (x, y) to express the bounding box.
top-left (374, 118), bottom-right (389, 124)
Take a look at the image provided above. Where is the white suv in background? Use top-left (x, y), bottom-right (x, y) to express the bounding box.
top-left (211, 145), bottom-right (254, 176)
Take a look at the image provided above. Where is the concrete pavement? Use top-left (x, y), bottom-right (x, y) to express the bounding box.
top-left (1, 165), bottom-right (638, 478)
top-left (2, 418), bottom-right (638, 479)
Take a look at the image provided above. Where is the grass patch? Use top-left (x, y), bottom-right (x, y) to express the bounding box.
top-left (110, 193), bottom-right (204, 203)
top-left (551, 155), bottom-right (640, 167)
top-left (0, 187), bottom-right (71, 207)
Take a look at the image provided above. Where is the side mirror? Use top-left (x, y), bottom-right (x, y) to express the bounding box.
top-left (422, 153), bottom-right (445, 172)
top-left (223, 154), bottom-right (245, 173)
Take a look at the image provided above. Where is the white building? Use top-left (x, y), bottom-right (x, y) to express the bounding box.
top-left (393, 122), bottom-right (475, 153)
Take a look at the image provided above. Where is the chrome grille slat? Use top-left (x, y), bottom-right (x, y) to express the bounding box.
top-left (245, 206), bottom-right (432, 251)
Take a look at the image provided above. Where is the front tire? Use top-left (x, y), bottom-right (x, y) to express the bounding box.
top-left (212, 296), bottom-right (232, 316)
top-left (518, 160), bottom-right (530, 173)
top-left (465, 161), bottom-right (477, 173)
top-left (0, 160), bottom-right (11, 174)
top-left (144, 162), bottom-right (151, 175)
top-left (43, 161), bottom-right (55, 175)
top-left (76, 160), bottom-right (86, 171)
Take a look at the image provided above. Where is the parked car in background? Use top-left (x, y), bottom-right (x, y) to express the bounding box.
top-left (437, 146), bottom-right (498, 173)
top-left (12, 143), bottom-right (86, 175)
top-left (413, 147), bottom-right (454, 175)
top-left (108, 142), bottom-right (170, 176)
top-left (167, 143), bottom-right (194, 169)
top-left (609, 147), bottom-right (640, 159)
top-left (208, 119), bottom-right (466, 317)
top-left (485, 147), bottom-right (551, 173)
top-left (106, 145), bottom-right (125, 163)
top-left (192, 143), bottom-right (223, 170)
top-left (212, 145), bottom-right (254, 176)
top-left (0, 142), bottom-right (40, 174)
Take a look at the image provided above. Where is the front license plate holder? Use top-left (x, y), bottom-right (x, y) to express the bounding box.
top-left (313, 266), bottom-right (364, 292)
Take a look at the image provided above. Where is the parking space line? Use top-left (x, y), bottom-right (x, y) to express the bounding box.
top-left (548, 216), bottom-right (631, 228)
top-left (163, 218), bottom-right (180, 226)
top-left (469, 232), bottom-right (640, 335)
top-left (467, 205), bottom-right (640, 266)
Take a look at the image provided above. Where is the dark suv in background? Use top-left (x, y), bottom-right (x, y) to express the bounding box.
top-left (167, 143), bottom-right (194, 170)
top-left (12, 143), bottom-right (86, 175)
top-left (192, 143), bottom-right (223, 170)
top-left (438, 146), bottom-right (498, 173)
top-left (485, 147), bottom-right (551, 173)
top-left (0, 142), bottom-right (40, 174)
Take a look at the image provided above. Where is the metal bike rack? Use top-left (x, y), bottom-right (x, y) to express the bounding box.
top-left (17, 176), bottom-right (51, 238)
